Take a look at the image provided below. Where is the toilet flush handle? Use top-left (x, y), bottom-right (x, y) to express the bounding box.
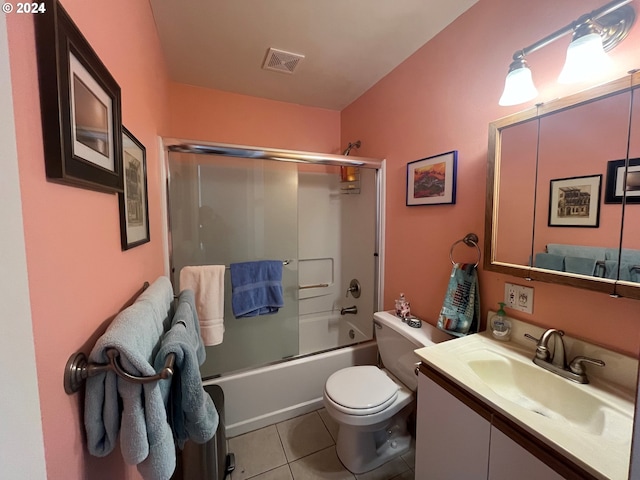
top-left (414, 362), bottom-right (422, 376)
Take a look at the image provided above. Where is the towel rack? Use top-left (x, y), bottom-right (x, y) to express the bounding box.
top-left (299, 283), bottom-right (330, 289)
top-left (224, 259), bottom-right (291, 270)
top-left (64, 350), bottom-right (175, 394)
top-left (449, 233), bottom-right (481, 268)
top-left (64, 282), bottom-right (176, 395)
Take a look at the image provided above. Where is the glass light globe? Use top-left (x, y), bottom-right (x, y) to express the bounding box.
top-left (558, 32), bottom-right (611, 84)
top-left (499, 66), bottom-right (538, 106)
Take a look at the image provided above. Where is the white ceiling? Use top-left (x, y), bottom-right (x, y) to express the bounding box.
top-left (149, 0), bottom-right (478, 111)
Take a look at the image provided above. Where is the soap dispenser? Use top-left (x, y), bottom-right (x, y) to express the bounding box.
top-left (490, 302), bottom-right (511, 341)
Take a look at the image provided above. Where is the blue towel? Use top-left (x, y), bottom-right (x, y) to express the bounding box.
top-left (564, 256), bottom-right (597, 276)
top-left (607, 261), bottom-right (635, 281)
top-left (230, 261), bottom-right (284, 318)
top-left (437, 263), bottom-right (480, 337)
top-left (604, 260), bottom-right (619, 279)
top-left (605, 260), bottom-right (633, 281)
top-left (155, 290), bottom-right (219, 449)
top-left (84, 277), bottom-right (176, 480)
top-left (546, 244), bottom-right (607, 261)
top-left (534, 253), bottom-right (565, 271)
top-left (606, 248), bottom-right (640, 265)
top-left (631, 266), bottom-right (640, 283)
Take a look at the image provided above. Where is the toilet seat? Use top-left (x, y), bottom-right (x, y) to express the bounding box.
top-left (325, 366), bottom-right (399, 415)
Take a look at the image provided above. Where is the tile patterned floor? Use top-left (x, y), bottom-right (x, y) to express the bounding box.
top-left (227, 409), bottom-right (415, 480)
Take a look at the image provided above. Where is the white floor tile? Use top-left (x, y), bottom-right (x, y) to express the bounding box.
top-left (276, 412), bottom-right (335, 462)
top-left (289, 446), bottom-right (355, 480)
top-left (317, 408), bottom-right (339, 442)
top-left (229, 425), bottom-right (288, 480)
top-left (250, 465), bottom-right (295, 480)
top-left (227, 408), bottom-right (415, 480)
top-left (354, 457), bottom-right (410, 480)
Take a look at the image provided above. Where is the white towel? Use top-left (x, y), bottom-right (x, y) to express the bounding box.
top-left (179, 265), bottom-right (225, 346)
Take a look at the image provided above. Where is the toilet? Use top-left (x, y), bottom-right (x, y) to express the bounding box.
top-left (323, 311), bottom-right (452, 474)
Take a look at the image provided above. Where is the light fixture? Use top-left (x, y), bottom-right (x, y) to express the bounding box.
top-left (499, 57), bottom-right (538, 106)
top-left (558, 20), bottom-right (611, 83)
top-left (499, 0), bottom-right (635, 106)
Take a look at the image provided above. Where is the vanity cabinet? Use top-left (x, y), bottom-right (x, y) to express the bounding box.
top-left (415, 367), bottom-right (491, 478)
top-left (488, 426), bottom-right (563, 480)
top-left (416, 365), bottom-right (593, 480)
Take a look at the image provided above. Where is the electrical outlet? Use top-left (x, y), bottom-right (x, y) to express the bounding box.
top-left (504, 282), bottom-right (534, 314)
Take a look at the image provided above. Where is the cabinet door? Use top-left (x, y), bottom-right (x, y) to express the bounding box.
top-left (488, 427), bottom-right (564, 480)
top-left (416, 373), bottom-right (491, 479)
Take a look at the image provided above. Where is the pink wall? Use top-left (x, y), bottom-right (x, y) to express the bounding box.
top-left (341, 0), bottom-right (640, 356)
top-left (533, 92), bottom-right (629, 253)
top-left (624, 96), bottom-right (640, 250)
top-left (8, 6), bottom-right (340, 479)
top-left (8, 0), bottom-right (640, 477)
top-left (8, 1), bottom-right (169, 478)
top-left (169, 82), bottom-right (341, 153)
top-left (494, 119), bottom-right (538, 265)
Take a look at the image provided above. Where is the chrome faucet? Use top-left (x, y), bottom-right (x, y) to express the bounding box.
top-left (525, 329), bottom-right (605, 384)
top-left (340, 305), bottom-right (358, 315)
top-left (535, 328), bottom-right (566, 368)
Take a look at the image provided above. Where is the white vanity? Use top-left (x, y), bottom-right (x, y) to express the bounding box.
top-left (414, 317), bottom-right (637, 480)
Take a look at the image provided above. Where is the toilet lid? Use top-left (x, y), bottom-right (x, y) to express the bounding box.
top-left (325, 366), bottom-right (399, 412)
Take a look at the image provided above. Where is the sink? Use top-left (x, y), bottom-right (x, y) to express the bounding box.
top-left (462, 348), bottom-right (630, 436)
top-left (414, 327), bottom-right (637, 480)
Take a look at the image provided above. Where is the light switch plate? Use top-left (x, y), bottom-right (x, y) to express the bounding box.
top-left (504, 282), bottom-right (534, 314)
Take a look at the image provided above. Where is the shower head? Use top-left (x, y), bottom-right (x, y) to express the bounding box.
top-left (343, 140), bottom-right (361, 156)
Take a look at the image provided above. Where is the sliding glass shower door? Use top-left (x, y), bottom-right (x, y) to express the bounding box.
top-left (168, 152), bottom-right (299, 378)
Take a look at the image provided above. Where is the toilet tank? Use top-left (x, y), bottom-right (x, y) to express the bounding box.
top-left (373, 311), bottom-right (452, 391)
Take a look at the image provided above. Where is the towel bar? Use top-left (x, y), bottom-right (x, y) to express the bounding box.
top-left (64, 349), bottom-right (175, 394)
top-left (449, 233), bottom-right (481, 268)
top-left (224, 259), bottom-right (291, 270)
top-left (64, 280), bottom-right (175, 395)
top-left (298, 283), bottom-right (330, 289)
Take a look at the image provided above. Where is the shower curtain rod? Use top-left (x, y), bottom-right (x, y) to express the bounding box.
top-left (163, 138), bottom-right (384, 168)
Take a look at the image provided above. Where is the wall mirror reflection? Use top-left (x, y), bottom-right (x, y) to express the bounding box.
top-left (485, 71), bottom-right (640, 299)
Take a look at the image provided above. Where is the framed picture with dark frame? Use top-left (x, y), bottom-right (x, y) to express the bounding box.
top-left (406, 150), bottom-right (457, 206)
top-left (119, 128), bottom-right (150, 250)
top-left (548, 175), bottom-right (602, 228)
top-left (34, 1), bottom-right (123, 193)
top-left (605, 158), bottom-right (640, 204)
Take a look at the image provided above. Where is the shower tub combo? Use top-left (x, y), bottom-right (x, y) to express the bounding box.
top-left (164, 140), bottom-right (385, 436)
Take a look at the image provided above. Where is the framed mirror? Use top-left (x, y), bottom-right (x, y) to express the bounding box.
top-left (485, 72), bottom-right (640, 299)
top-left (617, 85), bottom-right (640, 297)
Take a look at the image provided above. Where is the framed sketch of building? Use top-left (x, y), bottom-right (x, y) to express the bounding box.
top-left (549, 175), bottom-right (602, 227)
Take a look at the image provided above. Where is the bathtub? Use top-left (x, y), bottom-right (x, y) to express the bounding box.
top-left (205, 339), bottom-right (378, 438)
top-left (299, 312), bottom-right (370, 355)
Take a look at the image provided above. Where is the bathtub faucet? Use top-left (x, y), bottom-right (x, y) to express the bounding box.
top-left (341, 306), bottom-right (358, 315)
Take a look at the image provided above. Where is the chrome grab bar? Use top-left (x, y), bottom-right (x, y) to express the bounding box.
top-left (298, 283), bottom-right (329, 289)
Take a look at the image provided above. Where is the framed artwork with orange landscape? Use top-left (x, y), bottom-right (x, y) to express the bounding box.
top-left (406, 151), bottom-right (457, 206)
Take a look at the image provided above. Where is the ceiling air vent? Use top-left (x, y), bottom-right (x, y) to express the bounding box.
top-left (262, 48), bottom-right (305, 74)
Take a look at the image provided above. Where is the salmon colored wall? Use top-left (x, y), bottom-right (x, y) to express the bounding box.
top-left (532, 92), bottom-right (629, 253)
top-left (341, 0), bottom-right (640, 356)
top-left (494, 119), bottom-right (538, 265)
top-left (169, 82), bottom-right (341, 153)
top-left (624, 97), bottom-right (640, 251)
top-left (8, 1), bottom-right (169, 478)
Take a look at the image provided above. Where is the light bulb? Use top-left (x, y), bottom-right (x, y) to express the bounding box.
top-left (499, 63), bottom-right (538, 106)
top-left (558, 32), bottom-right (610, 84)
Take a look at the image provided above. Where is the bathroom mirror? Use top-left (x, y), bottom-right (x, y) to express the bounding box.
top-left (617, 86), bottom-right (640, 298)
top-left (485, 71), bottom-right (640, 299)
